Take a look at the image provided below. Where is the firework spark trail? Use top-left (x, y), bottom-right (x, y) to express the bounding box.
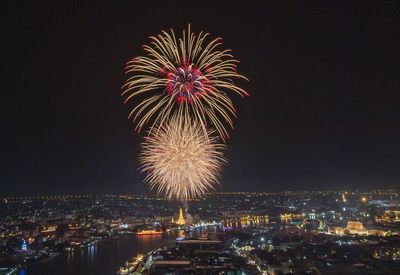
top-left (122, 24), bottom-right (248, 141)
top-left (139, 116), bottom-right (226, 200)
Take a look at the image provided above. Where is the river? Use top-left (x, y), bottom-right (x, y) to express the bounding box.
top-left (23, 232), bottom-right (177, 275)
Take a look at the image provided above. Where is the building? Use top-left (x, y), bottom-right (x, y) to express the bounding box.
top-left (345, 221), bottom-right (369, 235)
top-left (176, 208), bottom-right (186, 226)
top-left (375, 210), bottom-right (400, 224)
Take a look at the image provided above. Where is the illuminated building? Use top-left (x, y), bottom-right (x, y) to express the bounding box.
top-left (21, 239), bottom-right (27, 251)
top-left (280, 214), bottom-right (292, 224)
top-left (291, 213), bottom-right (304, 221)
top-left (368, 229), bottom-right (386, 236)
top-left (375, 210), bottom-right (400, 224)
top-left (240, 216), bottom-right (250, 226)
top-left (330, 222), bottom-right (388, 236)
top-left (176, 208), bottom-right (186, 226)
top-left (344, 221), bottom-right (369, 235)
top-left (226, 215), bottom-right (269, 227)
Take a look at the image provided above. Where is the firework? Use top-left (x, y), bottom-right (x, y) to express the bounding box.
top-left (139, 116), bottom-right (226, 200)
top-left (122, 24), bottom-right (248, 140)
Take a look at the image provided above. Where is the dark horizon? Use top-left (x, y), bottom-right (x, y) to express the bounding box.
top-left (3, 1), bottom-right (400, 196)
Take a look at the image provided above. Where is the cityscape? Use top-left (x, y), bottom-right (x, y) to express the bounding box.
top-left (1, 190), bottom-right (399, 274)
top-left (4, 1), bottom-right (400, 274)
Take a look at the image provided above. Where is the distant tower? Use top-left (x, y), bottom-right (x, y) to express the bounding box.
top-left (176, 207), bottom-right (186, 226)
top-left (21, 239), bottom-right (27, 251)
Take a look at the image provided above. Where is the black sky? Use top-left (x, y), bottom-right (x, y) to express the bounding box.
top-left (2, 1), bottom-right (400, 196)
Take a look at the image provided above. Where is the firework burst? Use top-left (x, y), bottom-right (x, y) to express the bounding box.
top-left (122, 24), bottom-right (248, 140)
top-left (139, 116), bottom-right (226, 200)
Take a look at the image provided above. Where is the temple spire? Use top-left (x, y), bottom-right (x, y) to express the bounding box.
top-left (177, 207), bottom-right (186, 226)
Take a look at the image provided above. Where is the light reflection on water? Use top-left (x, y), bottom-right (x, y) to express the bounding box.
top-left (22, 227), bottom-right (217, 275)
top-left (23, 233), bottom-right (177, 275)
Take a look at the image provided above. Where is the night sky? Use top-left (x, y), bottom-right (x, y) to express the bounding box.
top-left (3, 1), bottom-right (400, 196)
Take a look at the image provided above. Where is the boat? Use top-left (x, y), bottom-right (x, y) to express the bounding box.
top-left (134, 229), bottom-right (163, 235)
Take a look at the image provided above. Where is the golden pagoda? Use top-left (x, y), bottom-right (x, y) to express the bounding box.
top-left (176, 207), bottom-right (186, 226)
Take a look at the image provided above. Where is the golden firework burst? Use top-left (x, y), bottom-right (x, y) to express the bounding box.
top-left (139, 116), bottom-right (226, 200)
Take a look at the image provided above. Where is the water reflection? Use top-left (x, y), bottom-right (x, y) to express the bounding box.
top-left (23, 227), bottom-right (218, 275)
top-left (24, 233), bottom-right (177, 275)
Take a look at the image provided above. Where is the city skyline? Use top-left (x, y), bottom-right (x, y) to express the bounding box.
top-left (1, 190), bottom-right (399, 274)
top-left (3, 1), bottom-right (400, 195)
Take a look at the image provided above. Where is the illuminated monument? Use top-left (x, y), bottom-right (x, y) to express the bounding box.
top-left (176, 207), bottom-right (186, 226)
